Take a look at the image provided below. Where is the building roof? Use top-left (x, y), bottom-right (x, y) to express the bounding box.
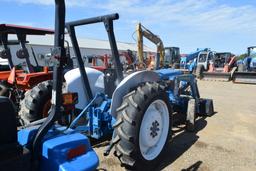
top-left (0, 24), bottom-right (54, 35)
top-left (23, 34), bottom-right (155, 52)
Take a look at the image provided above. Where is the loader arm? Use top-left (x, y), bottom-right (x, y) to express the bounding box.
top-left (228, 56), bottom-right (236, 67)
top-left (136, 23), bottom-right (165, 66)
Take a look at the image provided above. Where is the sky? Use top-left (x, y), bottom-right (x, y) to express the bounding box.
top-left (0, 0), bottom-right (256, 54)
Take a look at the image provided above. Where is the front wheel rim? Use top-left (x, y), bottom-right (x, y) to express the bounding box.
top-left (139, 99), bottom-right (169, 160)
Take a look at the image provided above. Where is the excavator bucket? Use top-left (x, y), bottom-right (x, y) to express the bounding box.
top-left (202, 72), bottom-right (231, 81)
top-left (232, 71), bottom-right (256, 84)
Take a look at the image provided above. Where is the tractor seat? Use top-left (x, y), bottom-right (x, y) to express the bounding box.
top-left (0, 97), bottom-right (30, 171)
top-left (0, 97), bottom-right (18, 152)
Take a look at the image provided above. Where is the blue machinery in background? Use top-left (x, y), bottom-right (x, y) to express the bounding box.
top-left (233, 46), bottom-right (256, 84)
top-left (180, 48), bottom-right (211, 72)
top-left (237, 46), bottom-right (256, 72)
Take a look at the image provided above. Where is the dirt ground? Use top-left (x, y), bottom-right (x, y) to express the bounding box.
top-left (94, 81), bottom-right (256, 171)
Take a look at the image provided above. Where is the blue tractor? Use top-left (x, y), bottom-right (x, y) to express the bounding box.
top-left (0, 1), bottom-right (214, 171)
top-left (62, 10), bottom-right (214, 171)
top-left (232, 46), bottom-right (256, 84)
top-left (0, 1), bottom-right (99, 171)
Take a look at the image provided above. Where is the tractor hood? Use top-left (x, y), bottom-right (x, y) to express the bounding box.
top-left (154, 68), bottom-right (183, 80)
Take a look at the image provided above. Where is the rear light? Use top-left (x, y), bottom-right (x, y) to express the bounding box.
top-left (67, 145), bottom-right (87, 160)
top-left (62, 92), bottom-right (78, 106)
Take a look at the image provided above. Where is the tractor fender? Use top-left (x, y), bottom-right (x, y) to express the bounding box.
top-left (110, 70), bottom-right (160, 118)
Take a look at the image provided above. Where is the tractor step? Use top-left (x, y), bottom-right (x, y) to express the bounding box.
top-left (202, 72), bottom-right (231, 82)
top-left (232, 72), bottom-right (256, 84)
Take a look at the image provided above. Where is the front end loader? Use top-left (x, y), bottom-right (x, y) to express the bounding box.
top-left (198, 52), bottom-right (237, 81)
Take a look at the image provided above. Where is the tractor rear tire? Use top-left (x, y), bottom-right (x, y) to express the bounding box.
top-left (19, 80), bottom-right (52, 125)
top-left (113, 82), bottom-right (172, 170)
top-left (195, 65), bottom-right (204, 79)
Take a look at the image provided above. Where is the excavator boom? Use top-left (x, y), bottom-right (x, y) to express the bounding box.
top-left (136, 23), bottom-right (165, 66)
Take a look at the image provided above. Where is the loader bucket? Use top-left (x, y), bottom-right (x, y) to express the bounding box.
top-left (232, 72), bottom-right (256, 84)
top-left (202, 72), bottom-right (231, 82)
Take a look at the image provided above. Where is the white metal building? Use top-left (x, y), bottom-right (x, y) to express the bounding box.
top-left (1, 34), bottom-right (155, 67)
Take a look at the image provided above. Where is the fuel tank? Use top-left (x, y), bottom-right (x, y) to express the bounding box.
top-left (64, 67), bottom-right (105, 109)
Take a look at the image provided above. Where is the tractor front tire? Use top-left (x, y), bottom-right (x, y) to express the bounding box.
top-left (113, 82), bottom-right (172, 170)
top-left (19, 80), bottom-right (52, 125)
top-left (195, 65), bottom-right (204, 79)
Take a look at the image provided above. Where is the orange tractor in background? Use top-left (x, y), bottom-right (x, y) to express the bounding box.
top-left (88, 50), bottom-right (135, 72)
top-left (0, 24), bottom-right (54, 124)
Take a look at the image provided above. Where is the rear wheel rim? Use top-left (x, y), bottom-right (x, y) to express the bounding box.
top-left (139, 99), bottom-right (169, 160)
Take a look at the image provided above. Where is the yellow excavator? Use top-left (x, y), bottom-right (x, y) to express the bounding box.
top-left (136, 22), bottom-right (165, 68)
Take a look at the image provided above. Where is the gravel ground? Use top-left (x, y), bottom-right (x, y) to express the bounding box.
top-left (94, 81), bottom-right (256, 171)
